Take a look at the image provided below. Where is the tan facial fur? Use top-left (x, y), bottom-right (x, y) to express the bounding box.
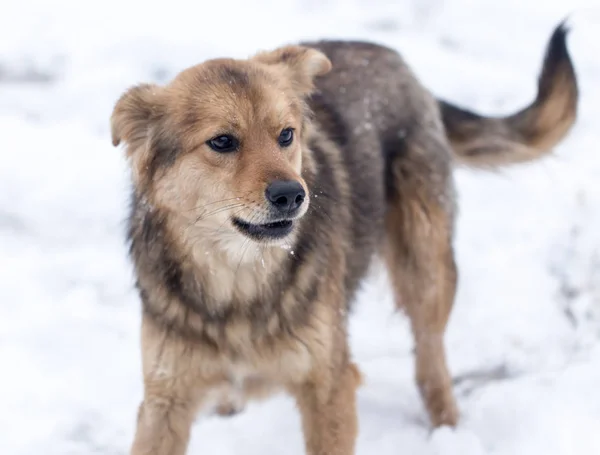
top-left (112, 48), bottom-right (330, 260)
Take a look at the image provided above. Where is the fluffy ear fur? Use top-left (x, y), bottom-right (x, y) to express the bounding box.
top-left (110, 83), bottom-right (164, 149)
top-left (253, 46), bottom-right (332, 94)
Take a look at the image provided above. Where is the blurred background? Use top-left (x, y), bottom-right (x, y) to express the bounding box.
top-left (1, 0), bottom-right (599, 454)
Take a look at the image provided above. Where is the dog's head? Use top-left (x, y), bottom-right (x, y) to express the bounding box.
top-left (111, 46), bottom-right (331, 249)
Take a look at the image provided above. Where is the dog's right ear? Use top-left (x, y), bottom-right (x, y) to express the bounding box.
top-left (253, 46), bottom-right (331, 95)
top-left (110, 84), bottom-right (164, 149)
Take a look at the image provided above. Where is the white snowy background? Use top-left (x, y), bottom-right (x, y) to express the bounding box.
top-left (1, 0), bottom-right (599, 453)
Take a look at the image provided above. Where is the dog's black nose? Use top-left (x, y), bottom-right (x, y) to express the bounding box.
top-left (265, 180), bottom-right (306, 212)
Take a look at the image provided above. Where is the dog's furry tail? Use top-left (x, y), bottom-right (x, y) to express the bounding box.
top-left (438, 21), bottom-right (578, 169)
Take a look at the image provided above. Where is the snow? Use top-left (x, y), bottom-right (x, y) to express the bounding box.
top-left (1, 0), bottom-right (599, 453)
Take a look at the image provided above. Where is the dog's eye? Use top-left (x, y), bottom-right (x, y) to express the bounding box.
top-left (207, 135), bottom-right (238, 153)
top-left (278, 128), bottom-right (294, 147)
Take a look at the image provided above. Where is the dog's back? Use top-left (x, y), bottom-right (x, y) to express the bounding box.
top-left (299, 23), bottom-right (578, 303)
top-left (307, 22), bottom-right (577, 175)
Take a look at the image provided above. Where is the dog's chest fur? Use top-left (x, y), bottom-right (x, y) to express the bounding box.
top-left (128, 193), bottom-right (337, 361)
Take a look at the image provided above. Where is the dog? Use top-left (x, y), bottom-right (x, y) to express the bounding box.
top-left (110, 22), bottom-right (578, 455)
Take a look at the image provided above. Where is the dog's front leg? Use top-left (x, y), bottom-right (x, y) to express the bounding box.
top-left (130, 317), bottom-right (211, 455)
top-left (130, 380), bottom-right (202, 455)
top-left (291, 356), bottom-right (362, 455)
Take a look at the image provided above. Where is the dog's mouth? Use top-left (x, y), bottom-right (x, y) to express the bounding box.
top-left (232, 217), bottom-right (295, 240)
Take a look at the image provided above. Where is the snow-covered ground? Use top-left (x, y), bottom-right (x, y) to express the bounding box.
top-left (1, 0), bottom-right (599, 453)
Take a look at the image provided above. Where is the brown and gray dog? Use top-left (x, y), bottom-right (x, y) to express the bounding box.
top-left (111, 22), bottom-right (577, 455)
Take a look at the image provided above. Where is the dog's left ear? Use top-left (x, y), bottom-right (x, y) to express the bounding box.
top-left (110, 83), bottom-right (165, 151)
top-left (253, 46), bottom-right (332, 94)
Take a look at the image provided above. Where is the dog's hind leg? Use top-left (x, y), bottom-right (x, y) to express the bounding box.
top-left (383, 127), bottom-right (459, 427)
